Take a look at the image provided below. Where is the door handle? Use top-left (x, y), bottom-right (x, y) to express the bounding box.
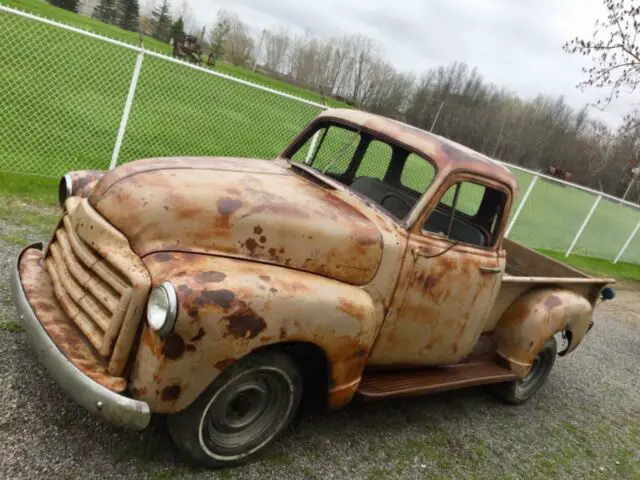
top-left (479, 266), bottom-right (501, 274)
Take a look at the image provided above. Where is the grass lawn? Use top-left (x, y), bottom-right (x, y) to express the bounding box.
top-left (1, 0), bottom-right (640, 266)
top-left (538, 249), bottom-right (640, 283)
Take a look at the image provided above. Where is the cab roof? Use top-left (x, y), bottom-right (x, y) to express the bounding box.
top-left (317, 108), bottom-right (518, 194)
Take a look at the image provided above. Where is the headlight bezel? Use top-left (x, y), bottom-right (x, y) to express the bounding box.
top-left (146, 281), bottom-right (178, 337)
top-left (58, 173), bottom-right (73, 208)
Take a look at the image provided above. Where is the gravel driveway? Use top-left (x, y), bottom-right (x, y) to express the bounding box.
top-left (0, 209), bottom-right (639, 479)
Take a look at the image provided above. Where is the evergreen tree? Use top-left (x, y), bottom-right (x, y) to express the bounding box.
top-left (47, 0), bottom-right (79, 13)
top-left (118, 0), bottom-right (140, 32)
top-left (152, 0), bottom-right (172, 42)
top-left (93, 0), bottom-right (118, 24)
top-left (170, 16), bottom-right (185, 43)
top-left (207, 17), bottom-right (230, 65)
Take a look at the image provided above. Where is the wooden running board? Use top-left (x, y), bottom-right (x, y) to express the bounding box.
top-left (357, 360), bottom-right (517, 400)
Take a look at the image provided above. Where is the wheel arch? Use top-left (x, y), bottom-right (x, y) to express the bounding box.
top-left (493, 287), bottom-right (593, 378)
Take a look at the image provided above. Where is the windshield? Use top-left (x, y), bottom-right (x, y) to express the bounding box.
top-left (285, 121), bottom-right (437, 220)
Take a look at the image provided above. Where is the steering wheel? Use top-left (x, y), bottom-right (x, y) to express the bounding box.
top-left (380, 192), bottom-right (413, 212)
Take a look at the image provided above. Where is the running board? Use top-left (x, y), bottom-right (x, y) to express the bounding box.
top-left (357, 360), bottom-right (517, 400)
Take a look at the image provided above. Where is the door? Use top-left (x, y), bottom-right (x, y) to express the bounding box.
top-left (369, 178), bottom-right (509, 366)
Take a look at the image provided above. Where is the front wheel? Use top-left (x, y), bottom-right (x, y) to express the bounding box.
top-left (494, 337), bottom-right (557, 405)
top-left (168, 350), bottom-right (302, 468)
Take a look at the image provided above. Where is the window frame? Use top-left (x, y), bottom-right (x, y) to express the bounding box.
top-left (281, 117), bottom-right (440, 226)
top-left (413, 173), bottom-right (512, 251)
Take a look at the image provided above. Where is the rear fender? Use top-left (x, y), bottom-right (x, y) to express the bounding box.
top-left (493, 288), bottom-right (592, 378)
top-left (130, 252), bottom-right (382, 413)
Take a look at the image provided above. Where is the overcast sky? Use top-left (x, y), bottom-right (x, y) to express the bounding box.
top-left (180, 0), bottom-right (636, 129)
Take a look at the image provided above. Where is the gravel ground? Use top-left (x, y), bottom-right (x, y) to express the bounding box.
top-left (0, 209), bottom-right (639, 479)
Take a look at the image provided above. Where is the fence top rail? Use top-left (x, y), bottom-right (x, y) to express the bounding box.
top-left (495, 158), bottom-right (640, 211)
top-left (0, 4), bottom-right (328, 111)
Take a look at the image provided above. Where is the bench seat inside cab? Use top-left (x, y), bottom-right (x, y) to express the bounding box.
top-left (349, 176), bottom-right (487, 247)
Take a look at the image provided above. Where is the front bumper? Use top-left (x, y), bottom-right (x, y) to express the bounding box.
top-left (10, 243), bottom-right (151, 430)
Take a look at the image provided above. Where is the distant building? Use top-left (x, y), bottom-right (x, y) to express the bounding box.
top-left (77, 0), bottom-right (99, 17)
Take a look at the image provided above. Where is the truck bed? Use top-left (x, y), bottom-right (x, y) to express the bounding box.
top-left (503, 239), bottom-right (609, 283)
top-left (485, 239), bottom-right (615, 330)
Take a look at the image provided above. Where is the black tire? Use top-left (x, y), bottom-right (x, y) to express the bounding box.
top-left (494, 337), bottom-right (557, 405)
top-left (167, 350), bottom-right (302, 468)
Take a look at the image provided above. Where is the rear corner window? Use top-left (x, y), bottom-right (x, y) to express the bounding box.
top-left (400, 153), bottom-right (436, 194)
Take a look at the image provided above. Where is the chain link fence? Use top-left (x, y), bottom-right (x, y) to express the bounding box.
top-left (1, 5), bottom-right (640, 265)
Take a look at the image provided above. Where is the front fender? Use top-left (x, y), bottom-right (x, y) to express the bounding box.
top-left (493, 288), bottom-right (593, 378)
top-left (130, 252), bottom-right (382, 413)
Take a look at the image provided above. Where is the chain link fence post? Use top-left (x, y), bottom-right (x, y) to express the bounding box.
top-left (109, 50), bottom-right (144, 170)
top-left (613, 220), bottom-right (640, 264)
top-left (505, 174), bottom-right (538, 238)
top-left (566, 195), bottom-right (602, 257)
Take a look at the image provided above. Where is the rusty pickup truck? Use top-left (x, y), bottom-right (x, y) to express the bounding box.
top-left (11, 109), bottom-right (616, 467)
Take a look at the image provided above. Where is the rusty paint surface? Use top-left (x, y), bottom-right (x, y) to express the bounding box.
top-left (368, 234), bottom-right (505, 366)
top-left (493, 288), bottom-right (593, 377)
top-left (130, 252), bottom-right (381, 413)
top-left (17, 247), bottom-right (127, 392)
top-left (44, 199), bottom-right (151, 377)
top-left (89, 158), bottom-right (384, 286)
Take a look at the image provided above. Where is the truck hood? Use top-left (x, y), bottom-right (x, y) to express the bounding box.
top-left (89, 157), bottom-right (383, 285)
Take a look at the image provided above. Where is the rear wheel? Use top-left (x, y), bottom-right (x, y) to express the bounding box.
top-left (168, 350), bottom-right (302, 468)
top-left (494, 337), bottom-right (557, 405)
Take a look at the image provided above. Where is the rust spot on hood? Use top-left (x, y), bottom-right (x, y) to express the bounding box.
top-left (217, 197), bottom-right (243, 216)
top-left (253, 225), bottom-right (263, 234)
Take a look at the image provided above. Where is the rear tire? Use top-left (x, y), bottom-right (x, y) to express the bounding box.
top-left (494, 337), bottom-right (557, 405)
top-left (168, 350), bottom-right (302, 468)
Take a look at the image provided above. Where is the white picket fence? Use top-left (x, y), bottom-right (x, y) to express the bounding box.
top-left (1, 4), bottom-right (639, 265)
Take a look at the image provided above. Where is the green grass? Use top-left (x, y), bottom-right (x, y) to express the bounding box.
top-left (1, 1), bottom-right (639, 267)
top-left (538, 249), bottom-right (640, 283)
top-left (0, 319), bottom-right (24, 333)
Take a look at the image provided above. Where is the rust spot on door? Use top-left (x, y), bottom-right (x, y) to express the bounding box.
top-left (253, 225), bottom-right (263, 235)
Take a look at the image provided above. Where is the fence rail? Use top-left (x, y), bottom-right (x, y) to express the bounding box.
top-left (1, 5), bottom-right (640, 265)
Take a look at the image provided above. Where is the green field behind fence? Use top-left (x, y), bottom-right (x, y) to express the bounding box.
top-left (1, 1), bottom-right (640, 265)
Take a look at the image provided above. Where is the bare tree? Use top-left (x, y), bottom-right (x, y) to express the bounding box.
top-left (563, 0), bottom-right (640, 121)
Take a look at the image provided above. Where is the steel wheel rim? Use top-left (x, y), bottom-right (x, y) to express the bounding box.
top-left (198, 366), bottom-right (294, 460)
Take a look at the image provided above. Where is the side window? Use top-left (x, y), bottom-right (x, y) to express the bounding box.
top-left (291, 125), bottom-right (360, 175)
top-left (355, 140), bottom-right (392, 180)
top-left (400, 153), bottom-right (436, 194)
top-left (422, 181), bottom-right (507, 248)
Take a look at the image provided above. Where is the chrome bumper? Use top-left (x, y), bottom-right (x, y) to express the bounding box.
top-left (10, 243), bottom-right (151, 430)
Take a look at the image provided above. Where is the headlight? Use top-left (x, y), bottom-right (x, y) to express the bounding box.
top-left (58, 174), bottom-right (72, 208)
top-left (146, 281), bottom-right (178, 336)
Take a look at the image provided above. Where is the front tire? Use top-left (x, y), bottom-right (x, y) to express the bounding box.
top-left (494, 337), bottom-right (557, 405)
top-left (168, 350), bottom-right (302, 468)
